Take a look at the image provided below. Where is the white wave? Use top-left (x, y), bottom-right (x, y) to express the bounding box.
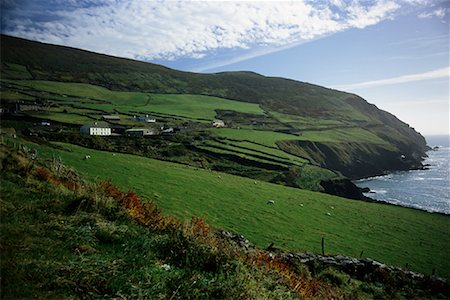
top-left (371, 189), bottom-right (388, 194)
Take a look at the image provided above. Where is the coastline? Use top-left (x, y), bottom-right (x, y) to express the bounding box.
top-left (354, 145), bottom-right (450, 215)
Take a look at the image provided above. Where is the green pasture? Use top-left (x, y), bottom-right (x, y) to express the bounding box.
top-left (19, 140), bottom-right (450, 278)
top-left (271, 112), bottom-right (347, 128)
top-left (26, 112), bottom-right (96, 125)
top-left (211, 127), bottom-right (392, 147)
top-left (8, 80), bottom-right (265, 120)
top-left (204, 140), bottom-right (302, 166)
top-left (197, 144), bottom-right (289, 168)
top-left (0, 90), bottom-right (35, 102)
top-left (231, 140), bottom-right (309, 164)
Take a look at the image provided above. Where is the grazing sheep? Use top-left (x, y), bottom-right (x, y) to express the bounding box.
top-left (267, 200), bottom-right (275, 205)
top-left (326, 212), bottom-right (331, 216)
top-left (83, 155), bottom-right (91, 160)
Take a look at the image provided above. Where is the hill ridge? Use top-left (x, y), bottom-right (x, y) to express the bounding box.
top-left (0, 34), bottom-right (427, 179)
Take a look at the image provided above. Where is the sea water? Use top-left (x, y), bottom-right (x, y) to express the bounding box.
top-left (355, 135), bottom-right (450, 214)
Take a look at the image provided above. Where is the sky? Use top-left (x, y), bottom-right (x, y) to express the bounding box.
top-left (1, 0), bottom-right (449, 135)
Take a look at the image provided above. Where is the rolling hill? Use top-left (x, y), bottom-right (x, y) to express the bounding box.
top-left (0, 35), bottom-right (427, 181)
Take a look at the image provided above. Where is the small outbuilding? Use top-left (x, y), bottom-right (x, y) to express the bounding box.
top-left (80, 124), bottom-right (112, 136)
top-left (102, 115), bottom-right (121, 121)
top-left (161, 127), bottom-right (174, 134)
top-left (125, 128), bottom-right (158, 137)
top-left (212, 119), bottom-right (225, 128)
top-left (134, 115), bottom-right (156, 123)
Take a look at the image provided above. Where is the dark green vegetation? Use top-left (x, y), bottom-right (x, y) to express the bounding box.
top-left (1, 143), bottom-right (448, 299)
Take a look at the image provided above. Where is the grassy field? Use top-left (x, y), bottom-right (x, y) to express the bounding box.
top-left (7, 80), bottom-right (265, 120)
top-left (5, 142), bottom-right (444, 299)
top-left (27, 112), bottom-right (97, 125)
top-left (210, 127), bottom-right (392, 147)
top-left (271, 112), bottom-right (347, 128)
top-left (17, 139), bottom-right (450, 278)
top-left (231, 140), bottom-right (309, 164)
top-left (2, 78), bottom-right (396, 150)
top-left (0, 146), bottom-right (302, 299)
top-left (203, 140), bottom-right (306, 166)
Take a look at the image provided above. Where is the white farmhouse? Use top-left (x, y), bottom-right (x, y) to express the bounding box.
top-left (80, 124), bottom-right (112, 136)
top-left (212, 119), bottom-right (225, 128)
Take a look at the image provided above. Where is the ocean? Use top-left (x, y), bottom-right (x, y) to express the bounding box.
top-left (355, 135), bottom-right (450, 214)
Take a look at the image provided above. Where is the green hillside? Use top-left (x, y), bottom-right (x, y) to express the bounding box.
top-left (9, 138), bottom-right (449, 278)
top-left (0, 35), bottom-right (426, 159)
top-left (3, 142), bottom-right (447, 299)
top-left (0, 37), bottom-right (427, 182)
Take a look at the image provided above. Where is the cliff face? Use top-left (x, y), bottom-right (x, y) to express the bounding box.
top-left (277, 140), bottom-right (424, 179)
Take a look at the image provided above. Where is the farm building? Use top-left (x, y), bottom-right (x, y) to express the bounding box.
top-left (134, 115), bottom-right (156, 123)
top-left (102, 115), bottom-right (121, 121)
top-left (212, 119), bottom-right (225, 128)
top-left (125, 128), bottom-right (158, 137)
top-left (80, 124), bottom-right (112, 136)
top-left (161, 127), bottom-right (175, 134)
top-left (17, 101), bottom-right (41, 112)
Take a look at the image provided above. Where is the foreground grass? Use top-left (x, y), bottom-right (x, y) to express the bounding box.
top-left (2, 143), bottom-right (448, 299)
top-left (0, 147), bottom-right (301, 299)
top-left (16, 139), bottom-right (450, 278)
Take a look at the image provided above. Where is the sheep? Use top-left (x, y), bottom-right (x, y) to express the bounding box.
top-left (83, 155), bottom-right (91, 160)
top-left (267, 200), bottom-right (275, 205)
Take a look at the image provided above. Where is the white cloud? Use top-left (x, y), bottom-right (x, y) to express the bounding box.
top-left (331, 67), bottom-right (450, 90)
top-left (1, 1), bottom-right (406, 62)
top-left (418, 7), bottom-right (447, 19)
top-left (345, 1), bottom-right (400, 28)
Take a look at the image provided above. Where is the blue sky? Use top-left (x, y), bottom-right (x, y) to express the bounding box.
top-left (1, 0), bottom-right (449, 135)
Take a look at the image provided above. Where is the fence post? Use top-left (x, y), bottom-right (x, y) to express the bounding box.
top-left (321, 237), bottom-right (325, 256)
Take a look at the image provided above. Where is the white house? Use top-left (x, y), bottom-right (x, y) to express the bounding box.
top-left (80, 124), bottom-right (112, 136)
top-left (135, 115), bottom-right (156, 123)
top-left (212, 119), bottom-right (225, 128)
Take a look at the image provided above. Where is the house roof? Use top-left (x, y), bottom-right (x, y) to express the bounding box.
top-left (125, 128), bottom-right (151, 132)
top-left (103, 115), bottom-right (121, 120)
top-left (81, 124), bottom-right (111, 129)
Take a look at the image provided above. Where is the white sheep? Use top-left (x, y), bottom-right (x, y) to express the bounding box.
top-left (267, 200), bottom-right (275, 205)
